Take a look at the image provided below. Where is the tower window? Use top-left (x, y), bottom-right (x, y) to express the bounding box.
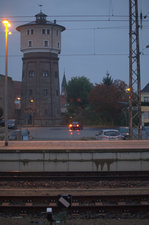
top-left (44, 40), bottom-right (49, 47)
top-left (56, 90), bottom-right (59, 96)
top-left (42, 29), bottom-right (46, 34)
top-left (56, 30), bottom-right (59, 36)
top-left (29, 71), bottom-right (34, 77)
top-left (29, 89), bottom-right (33, 96)
top-left (43, 89), bottom-right (48, 96)
top-left (42, 29), bottom-right (50, 35)
top-left (27, 29), bottom-right (34, 35)
top-left (42, 71), bottom-right (48, 77)
top-left (28, 41), bottom-right (32, 47)
top-left (55, 72), bottom-right (58, 78)
top-left (44, 109), bottom-right (48, 115)
top-left (58, 42), bottom-right (60, 48)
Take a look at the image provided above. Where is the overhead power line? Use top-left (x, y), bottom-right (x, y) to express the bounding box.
top-left (0, 19), bottom-right (148, 24)
top-left (0, 13), bottom-right (148, 25)
top-left (0, 19), bottom-right (129, 23)
top-left (0, 14), bottom-right (129, 18)
top-left (0, 53), bottom-right (148, 58)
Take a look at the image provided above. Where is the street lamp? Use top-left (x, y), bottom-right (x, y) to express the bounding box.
top-left (2, 19), bottom-right (11, 146)
top-left (30, 99), bottom-right (34, 126)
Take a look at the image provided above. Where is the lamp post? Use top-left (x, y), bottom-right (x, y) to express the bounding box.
top-left (30, 99), bottom-right (34, 126)
top-left (2, 20), bottom-right (11, 146)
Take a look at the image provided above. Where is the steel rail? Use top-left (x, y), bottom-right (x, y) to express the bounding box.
top-left (0, 194), bottom-right (149, 215)
top-left (0, 171), bottom-right (149, 181)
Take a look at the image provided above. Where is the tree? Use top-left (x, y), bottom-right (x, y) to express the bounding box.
top-left (66, 76), bottom-right (93, 112)
top-left (88, 79), bottom-right (128, 125)
top-left (113, 79), bottom-right (128, 100)
top-left (102, 72), bottom-right (113, 86)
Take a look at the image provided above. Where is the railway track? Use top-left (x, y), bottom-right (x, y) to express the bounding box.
top-left (0, 193), bottom-right (149, 216)
top-left (1, 171), bottom-right (149, 217)
top-left (0, 171), bottom-right (149, 181)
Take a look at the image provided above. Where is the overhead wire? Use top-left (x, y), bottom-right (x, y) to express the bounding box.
top-left (0, 13), bottom-right (148, 24)
top-left (0, 52), bottom-right (148, 58)
top-left (0, 14), bottom-right (129, 18)
top-left (0, 10), bottom-right (148, 58)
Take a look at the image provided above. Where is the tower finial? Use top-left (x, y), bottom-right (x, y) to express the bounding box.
top-left (39, 4), bottom-right (43, 12)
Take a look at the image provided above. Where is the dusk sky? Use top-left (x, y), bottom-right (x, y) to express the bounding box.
top-left (0, 0), bottom-right (149, 89)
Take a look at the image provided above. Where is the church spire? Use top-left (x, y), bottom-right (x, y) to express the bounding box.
top-left (61, 72), bottom-right (67, 96)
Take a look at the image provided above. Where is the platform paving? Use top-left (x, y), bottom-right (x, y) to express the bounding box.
top-left (0, 140), bottom-right (149, 151)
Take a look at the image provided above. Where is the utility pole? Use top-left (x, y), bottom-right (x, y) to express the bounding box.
top-left (2, 20), bottom-right (11, 146)
top-left (129, 0), bottom-right (142, 139)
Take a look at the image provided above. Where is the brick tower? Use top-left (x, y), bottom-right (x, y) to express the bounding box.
top-left (16, 11), bottom-right (65, 126)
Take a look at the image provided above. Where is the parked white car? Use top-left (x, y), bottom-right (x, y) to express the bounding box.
top-left (96, 129), bottom-right (123, 140)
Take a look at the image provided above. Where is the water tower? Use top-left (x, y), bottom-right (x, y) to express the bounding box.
top-left (16, 11), bottom-right (65, 126)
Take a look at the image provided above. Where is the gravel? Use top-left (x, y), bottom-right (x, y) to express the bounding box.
top-left (0, 217), bottom-right (149, 225)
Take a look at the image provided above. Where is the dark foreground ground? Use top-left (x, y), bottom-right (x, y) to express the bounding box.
top-left (0, 217), bottom-right (149, 225)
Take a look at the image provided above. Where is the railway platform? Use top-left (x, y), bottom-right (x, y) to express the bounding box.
top-left (0, 140), bottom-right (149, 172)
top-left (0, 140), bottom-right (149, 150)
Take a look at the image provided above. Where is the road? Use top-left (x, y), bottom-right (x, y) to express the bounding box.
top-left (28, 126), bottom-right (149, 141)
top-left (29, 126), bottom-right (97, 141)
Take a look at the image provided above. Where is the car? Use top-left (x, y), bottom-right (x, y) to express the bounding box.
top-left (68, 122), bottom-right (83, 130)
top-left (9, 129), bottom-right (31, 141)
top-left (0, 119), bottom-right (16, 129)
top-left (8, 119), bottom-right (16, 129)
top-left (96, 129), bottom-right (123, 140)
top-left (119, 127), bottom-right (130, 140)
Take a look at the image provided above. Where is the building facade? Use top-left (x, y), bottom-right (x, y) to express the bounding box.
top-left (141, 83), bottom-right (149, 126)
top-left (16, 11), bottom-right (65, 126)
top-left (0, 74), bottom-right (15, 119)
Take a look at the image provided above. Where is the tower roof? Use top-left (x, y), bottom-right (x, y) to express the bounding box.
top-left (35, 11), bottom-right (48, 24)
top-left (16, 11), bottom-right (65, 31)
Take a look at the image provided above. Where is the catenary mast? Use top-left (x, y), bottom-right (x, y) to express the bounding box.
top-left (129, 0), bottom-right (142, 139)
